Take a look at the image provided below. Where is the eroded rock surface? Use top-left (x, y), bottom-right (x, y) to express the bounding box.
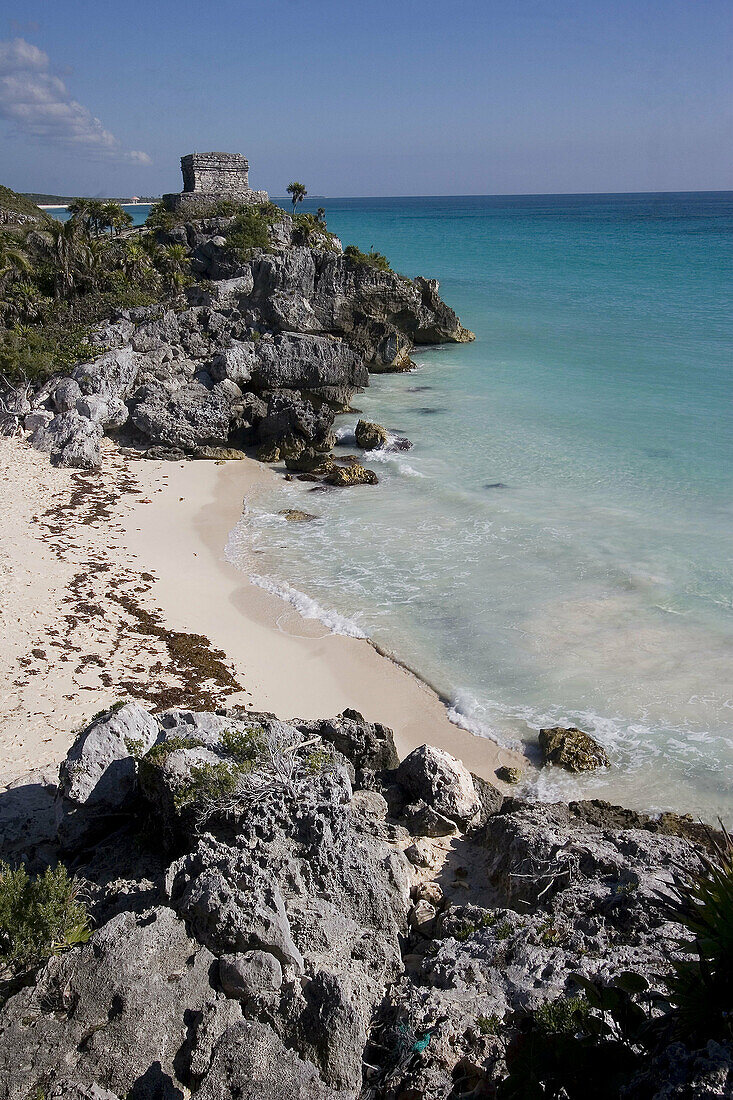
top-left (21, 217), bottom-right (472, 469)
top-left (0, 705), bottom-right (725, 1100)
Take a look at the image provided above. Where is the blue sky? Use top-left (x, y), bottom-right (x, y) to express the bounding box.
top-left (1, 0), bottom-right (731, 197)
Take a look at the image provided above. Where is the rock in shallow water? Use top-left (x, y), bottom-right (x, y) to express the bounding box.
top-left (355, 418), bottom-right (388, 450)
top-left (496, 765), bottom-right (523, 784)
top-left (324, 462), bottom-right (378, 487)
top-left (539, 725), bottom-right (610, 772)
top-left (279, 508), bottom-right (317, 522)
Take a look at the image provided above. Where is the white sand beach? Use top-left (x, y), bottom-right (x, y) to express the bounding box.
top-left (0, 438), bottom-right (524, 787)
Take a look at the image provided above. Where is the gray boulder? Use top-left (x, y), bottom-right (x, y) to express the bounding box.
top-left (210, 340), bottom-right (256, 386)
top-left (129, 381), bottom-right (236, 450)
top-left (258, 389), bottom-right (336, 448)
top-left (0, 907), bottom-right (220, 1100)
top-left (130, 311), bottom-right (183, 355)
top-left (160, 725), bottom-right (410, 1093)
top-left (55, 702), bottom-right (158, 846)
top-left (73, 346), bottom-right (139, 403)
top-left (196, 1021), bottom-right (340, 1100)
top-left (23, 409), bottom-right (53, 434)
top-left (31, 411), bottom-right (103, 469)
top-left (189, 273), bottom-right (255, 308)
top-left (0, 767), bottom-right (58, 866)
top-left (295, 709), bottom-right (399, 781)
top-left (251, 333), bottom-right (367, 398)
top-left (395, 744), bottom-right (481, 828)
top-left (53, 378), bottom-right (82, 412)
top-left (219, 950), bottom-right (283, 1000)
top-left (76, 394), bottom-right (108, 421)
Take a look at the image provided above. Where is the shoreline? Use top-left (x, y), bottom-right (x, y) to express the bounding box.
top-left (121, 451), bottom-right (527, 780)
top-left (0, 438), bottom-right (524, 788)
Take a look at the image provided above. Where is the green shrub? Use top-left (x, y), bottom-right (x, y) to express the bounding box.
top-left (0, 185), bottom-right (50, 224)
top-left (0, 323), bottom-right (94, 384)
top-left (534, 994), bottom-right (593, 1037)
top-left (292, 213), bottom-right (340, 252)
top-left (0, 862), bottom-right (90, 973)
top-left (220, 725), bottom-right (265, 766)
top-left (224, 208), bottom-right (274, 259)
top-left (659, 823), bottom-right (733, 1041)
top-left (143, 736), bottom-right (205, 767)
top-left (174, 761), bottom-right (240, 811)
top-left (343, 244), bottom-right (392, 272)
top-left (476, 1013), bottom-right (501, 1036)
top-left (145, 201), bottom-right (178, 232)
top-left (305, 748), bottom-right (330, 774)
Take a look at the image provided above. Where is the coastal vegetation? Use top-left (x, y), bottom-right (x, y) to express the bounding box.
top-left (0, 185), bottom-right (52, 225)
top-left (0, 184), bottom-right (392, 390)
top-left (344, 243), bottom-right (392, 271)
top-left (286, 180), bottom-right (307, 214)
top-left (0, 861), bottom-right (90, 974)
top-left (0, 190), bottom-right (181, 384)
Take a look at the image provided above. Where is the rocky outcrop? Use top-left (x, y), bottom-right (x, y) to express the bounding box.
top-left (55, 702), bottom-right (158, 847)
top-left (394, 744), bottom-right (480, 831)
top-left (0, 906), bottom-right (222, 1100)
top-left (21, 209), bottom-right (472, 469)
top-left (0, 704), bottom-right (720, 1100)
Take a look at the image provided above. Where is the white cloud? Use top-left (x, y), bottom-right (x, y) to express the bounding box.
top-left (0, 38), bottom-right (151, 165)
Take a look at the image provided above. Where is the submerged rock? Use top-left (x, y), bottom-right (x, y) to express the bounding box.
top-left (279, 508), bottom-right (317, 522)
top-left (539, 725), bottom-right (610, 772)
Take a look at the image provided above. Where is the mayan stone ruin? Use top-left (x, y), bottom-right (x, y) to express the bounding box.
top-left (162, 151), bottom-right (268, 214)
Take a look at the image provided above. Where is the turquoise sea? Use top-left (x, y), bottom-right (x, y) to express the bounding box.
top-left (229, 192), bottom-right (733, 820)
top-left (53, 194), bottom-right (733, 817)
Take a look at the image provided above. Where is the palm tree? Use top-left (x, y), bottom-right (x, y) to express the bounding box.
top-left (48, 219), bottom-right (93, 299)
top-left (101, 201), bottom-right (133, 236)
top-left (157, 243), bottom-right (190, 293)
top-left (0, 234), bottom-right (31, 284)
top-left (286, 182), bottom-right (307, 215)
top-left (66, 197), bottom-right (94, 232)
top-left (4, 280), bottom-right (41, 323)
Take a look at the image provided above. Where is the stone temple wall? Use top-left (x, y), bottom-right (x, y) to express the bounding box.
top-left (181, 153), bottom-right (250, 197)
top-left (163, 151), bottom-right (268, 214)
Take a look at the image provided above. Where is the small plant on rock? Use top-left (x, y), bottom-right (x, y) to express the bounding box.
top-left (477, 1013), bottom-right (502, 1036)
top-left (344, 244), bottom-right (392, 272)
top-left (0, 862), bottom-right (90, 974)
top-left (658, 821), bottom-right (733, 1042)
